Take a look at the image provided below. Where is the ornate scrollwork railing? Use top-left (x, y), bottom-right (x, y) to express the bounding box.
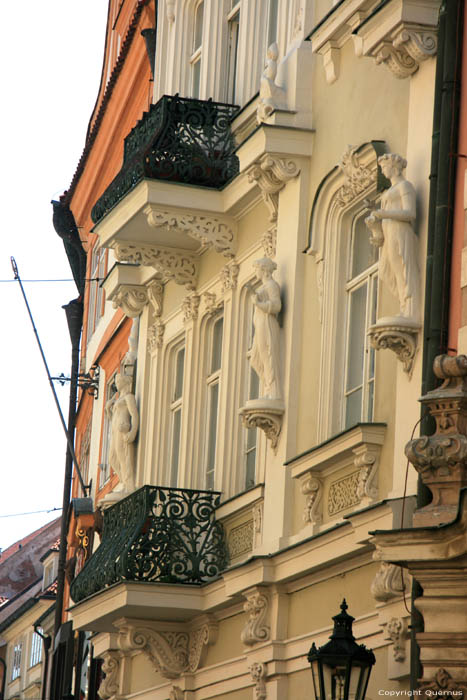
top-left (91, 94), bottom-right (240, 223)
top-left (70, 486), bottom-right (228, 603)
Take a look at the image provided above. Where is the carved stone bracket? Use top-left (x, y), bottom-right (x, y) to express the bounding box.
top-left (353, 444), bottom-right (379, 501)
top-left (386, 617), bottom-right (409, 662)
top-left (144, 205), bottom-right (236, 258)
top-left (116, 617), bottom-right (217, 680)
top-left (148, 320), bottom-right (165, 353)
top-left (368, 319), bottom-right (420, 377)
top-left (241, 588), bottom-right (270, 646)
top-left (98, 650), bottom-right (123, 700)
top-left (110, 284), bottom-right (149, 318)
top-left (371, 562), bottom-right (408, 603)
top-left (114, 242), bottom-right (198, 290)
top-left (301, 475), bottom-right (323, 526)
top-left (220, 262), bottom-right (239, 293)
top-left (239, 400), bottom-right (284, 453)
top-left (148, 279), bottom-right (164, 318)
top-left (182, 293), bottom-right (201, 323)
top-left (247, 155), bottom-right (300, 222)
top-left (250, 662), bottom-right (267, 700)
top-left (262, 226), bottom-right (277, 258)
top-left (374, 28), bottom-right (437, 79)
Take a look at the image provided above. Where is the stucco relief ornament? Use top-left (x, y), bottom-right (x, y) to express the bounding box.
top-left (105, 373), bottom-right (139, 499)
top-left (148, 320), bottom-right (165, 353)
top-left (250, 662), bottom-right (267, 700)
top-left (241, 589), bottom-right (270, 646)
top-left (111, 284), bottom-right (149, 318)
top-left (419, 669), bottom-right (467, 699)
top-left (301, 475), bottom-right (323, 527)
top-left (257, 43), bottom-right (286, 124)
top-left (336, 145), bottom-right (374, 207)
top-left (365, 154), bottom-right (421, 376)
top-left (239, 258), bottom-right (284, 452)
top-left (114, 242), bottom-right (197, 290)
top-left (370, 562), bottom-right (408, 603)
top-left (247, 155), bottom-right (300, 222)
top-left (118, 624), bottom-right (189, 679)
top-left (220, 262), bottom-right (239, 293)
top-left (386, 617), bottom-right (408, 662)
top-left (98, 651), bottom-right (122, 700)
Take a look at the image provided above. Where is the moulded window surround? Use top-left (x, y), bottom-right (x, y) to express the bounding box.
top-left (226, 1), bottom-right (241, 104)
top-left (190, 0), bottom-right (204, 98)
top-left (205, 315), bottom-right (224, 490)
top-left (168, 345), bottom-right (186, 487)
top-left (87, 246), bottom-right (108, 343)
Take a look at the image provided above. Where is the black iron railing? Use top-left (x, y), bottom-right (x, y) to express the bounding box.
top-left (91, 94), bottom-right (240, 223)
top-left (69, 486), bottom-right (228, 603)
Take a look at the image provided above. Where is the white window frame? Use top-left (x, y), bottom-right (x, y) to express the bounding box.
top-left (204, 315), bottom-right (224, 490)
top-left (87, 246), bottom-right (107, 342)
top-left (168, 344), bottom-right (186, 487)
top-left (11, 641), bottom-right (22, 681)
top-left (29, 629), bottom-right (42, 668)
top-left (190, 0), bottom-right (204, 98)
top-left (226, 1), bottom-right (241, 104)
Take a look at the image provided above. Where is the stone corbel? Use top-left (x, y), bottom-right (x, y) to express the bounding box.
top-left (239, 402), bottom-right (284, 453)
top-left (117, 622), bottom-right (189, 679)
top-left (110, 284), bottom-right (149, 319)
top-left (188, 616), bottom-right (218, 672)
top-left (144, 205), bottom-right (236, 258)
top-left (98, 650), bottom-right (124, 700)
top-left (353, 444), bottom-right (379, 502)
top-left (366, 26), bottom-right (438, 79)
top-left (148, 279), bottom-right (164, 318)
top-left (241, 587), bottom-right (270, 646)
top-left (371, 562), bottom-right (409, 603)
top-left (374, 42), bottom-right (418, 79)
top-left (182, 293), bottom-right (201, 323)
top-left (322, 41), bottom-right (340, 84)
top-left (385, 617), bottom-right (409, 662)
top-left (247, 155), bottom-right (300, 223)
top-left (249, 662), bottom-right (267, 700)
top-left (300, 475), bottom-right (323, 528)
top-left (114, 242), bottom-right (197, 290)
top-left (393, 28), bottom-right (437, 63)
top-left (368, 318), bottom-right (420, 377)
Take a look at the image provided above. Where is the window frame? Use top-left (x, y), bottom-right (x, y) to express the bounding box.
top-left (190, 0), bottom-right (204, 98)
top-left (168, 343), bottom-right (186, 487)
top-left (29, 629), bottom-right (43, 668)
top-left (11, 641), bottom-right (22, 681)
top-left (204, 314), bottom-right (224, 490)
top-left (226, 1), bottom-right (241, 103)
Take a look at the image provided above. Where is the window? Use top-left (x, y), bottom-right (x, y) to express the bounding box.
top-left (11, 642), bottom-right (22, 680)
top-left (267, 0), bottom-right (279, 48)
top-left (227, 1), bottom-right (240, 103)
top-left (244, 296), bottom-right (259, 489)
top-left (343, 213), bottom-right (378, 428)
top-left (169, 346), bottom-right (185, 486)
top-left (205, 316), bottom-right (224, 489)
top-left (87, 246), bottom-right (107, 341)
top-left (43, 561), bottom-right (55, 590)
top-left (100, 374), bottom-right (117, 486)
top-left (29, 630), bottom-right (42, 668)
top-left (190, 1), bottom-right (204, 98)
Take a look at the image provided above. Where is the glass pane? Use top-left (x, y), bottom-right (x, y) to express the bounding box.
top-left (267, 0), bottom-right (279, 47)
top-left (170, 408), bottom-right (182, 486)
top-left (249, 367), bottom-right (259, 400)
top-left (206, 381), bottom-right (219, 484)
top-left (346, 283), bottom-right (367, 391)
top-left (351, 215), bottom-right (377, 278)
top-left (228, 15), bottom-right (240, 103)
top-left (174, 347), bottom-right (185, 400)
top-left (345, 387), bottom-right (363, 429)
top-left (211, 317), bottom-right (224, 373)
top-left (194, 1), bottom-right (204, 50)
top-left (192, 58), bottom-right (201, 98)
top-left (367, 379), bottom-right (374, 422)
top-left (245, 448), bottom-right (256, 489)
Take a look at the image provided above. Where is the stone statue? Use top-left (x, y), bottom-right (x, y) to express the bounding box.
top-left (365, 153), bottom-right (420, 321)
top-left (250, 257), bottom-right (282, 400)
top-left (257, 43), bottom-right (286, 124)
top-left (106, 372), bottom-right (139, 493)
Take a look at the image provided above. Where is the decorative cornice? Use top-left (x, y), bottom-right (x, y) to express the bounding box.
top-left (110, 284), bottom-right (149, 318)
top-left (182, 294), bottom-right (201, 323)
top-left (370, 562), bottom-right (407, 603)
top-left (250, 662), bottom-right (267, 699)
top-left (114, 242), bottom-right (197, 289)
top-left (220, 262), bottom-right (239, 293)
top-left (144, 205), bottom-right (236, 258)
top-left (241, 588), bottom-right (270, 646)
top-left (98, 650), bottom-right (122, 700)
top-left (301, 475), bottom-right (323, 526)
top-left (386, 617), bottom-right (408, 662)
top-left (247, 155), bottom-right (300, 222)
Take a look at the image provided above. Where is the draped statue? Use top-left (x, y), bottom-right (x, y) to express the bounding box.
top-left (106, 372), bottom-right (139, 493)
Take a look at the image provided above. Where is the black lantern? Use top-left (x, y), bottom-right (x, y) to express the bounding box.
top-left (307, 600), bottom-right (375, 700)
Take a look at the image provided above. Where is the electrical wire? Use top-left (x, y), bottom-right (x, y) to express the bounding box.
top-left (0, 278), bottom-right (104, 283)
top-left (0, 507), bottom-right (62, 519)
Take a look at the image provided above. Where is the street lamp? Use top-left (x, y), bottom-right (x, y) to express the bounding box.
top-left (307, 599), bottom-right (375, 700)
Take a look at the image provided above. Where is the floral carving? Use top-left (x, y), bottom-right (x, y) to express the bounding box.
top-left (368, 322), bottom-right (418, 376)
top-left (250, 662), bottom-right (267, 700)
top-left (118, 624), bottom-right (189, 679)
top-left (371, 562), bottom-right (408, 603)
top-left (111, 284), bottom-right (148, 318)
top-left (188, 618), bottom-right (218, 672)
top-left (148, 320), bottom-right (165, 352)
top-left (144, 206), bottom-right (236, 257)
top-left (114, 242), bottom-right (197, 289)
top-left (228, 521), bottom-right (254, 559)
top-left (241, 589), bottom-right (270, 646)
top-left (420, 669), bottom-right (467, 699)
top-left (220, 262), bottom-right (239, 293)
top-left (301, 475), bottom-right (322, 525)
top-left (375, 43), bottom-right (418, 79)
top-left (328, 471), bottom-right (360, 515)
top-left (203, 292), bottom-right (222, 317)
top-left (98, 651), bottom-right (122, 699)
top-left (182, 294), bottom-right (200, 323)
top-left (354, 446), bottom-right (379, 500)
top-left (240, 406), bottom-right (283, 453)
top-left (386, 617), bottom-right (408, 662)
top-left (247, 155), bottom-right (300, 222)
top-left (262, 226), bottom-right (277, 258)
top-left (335, 145), bottom-right (374, 207)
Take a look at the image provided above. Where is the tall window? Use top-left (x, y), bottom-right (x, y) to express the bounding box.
top-left (205, 316), bottom-right (224, 489)
top-left (87, 246), bottom-right (107, 341)
top-left (190, 1), bottom-right (204, 98)
top-left (29, 630), bottom-right (43, 668)
top-left (227, 1), bottom-right (240, 103)
top-left (11, 642), bottom-right (22, 680)
top-left (267, 0), bottom-right (279, 48)
top-left (100, 374), bottom-right (117, 486)
top-left (169, 346), bottom-right (185, 487)
top-left (244, 297), bottom-right (259, 489)
top-left (343, 213), bottom-right (378, 428)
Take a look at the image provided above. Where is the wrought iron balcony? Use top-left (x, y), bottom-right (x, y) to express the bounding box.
top-left (91, 94), bottom-right (240, 224)
top-left (70, 486), bottom-right (228, 603)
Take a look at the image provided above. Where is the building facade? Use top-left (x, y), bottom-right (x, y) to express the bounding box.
top-left (52, 0), bottom-right (466, 698)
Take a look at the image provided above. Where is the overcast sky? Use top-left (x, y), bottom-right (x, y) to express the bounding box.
top-left (0, 2), bottom-right (109, 550)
